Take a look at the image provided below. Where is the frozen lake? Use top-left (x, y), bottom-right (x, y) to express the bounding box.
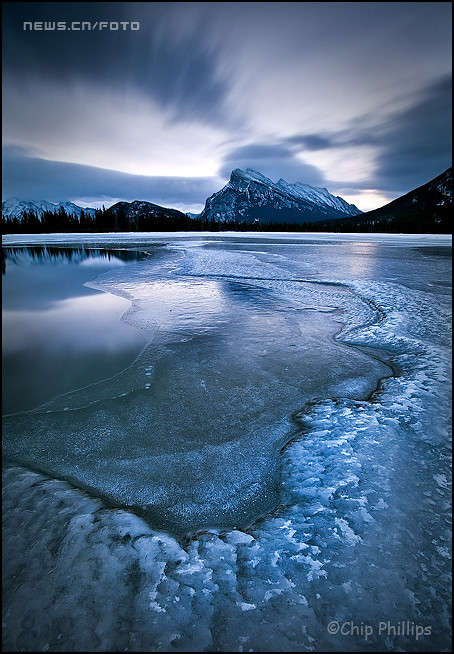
top-left (2, 232), bottom-right (452, 651)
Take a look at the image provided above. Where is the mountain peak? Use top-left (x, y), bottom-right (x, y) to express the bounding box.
top-left (230, 168), bottom-right (273, 186)
top-left (201, 169), bottom-right (362, 224)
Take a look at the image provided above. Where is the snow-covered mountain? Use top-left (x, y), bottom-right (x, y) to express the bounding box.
top-left (2, 198), bottom-right (96, 219)
top-left (275, 178), bottom-right (360, 216)
top-left (198, 169), bottom-right (362, 224)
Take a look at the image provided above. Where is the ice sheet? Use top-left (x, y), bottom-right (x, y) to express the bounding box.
top-left (2, 238), bottom-right (392, 534)
top-left (2, 232), bottom-right (451, 652)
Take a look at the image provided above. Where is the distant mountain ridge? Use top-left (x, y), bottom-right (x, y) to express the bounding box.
top-left (2, 198), bottom-right (96, 219)
top-left (198, 168), bottom-right (362, 224)
top-left (2, 167), bottom-right (451, 234)
top-left (306, 167), bottom-right (452, 234)
top-left (107, 200), bottom-right (188, 222)
top-left (350, 167), bottom-right (452, 232)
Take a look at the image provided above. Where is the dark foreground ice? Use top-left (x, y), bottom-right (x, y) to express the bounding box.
top-left (2, 232), bottom-right (452, 652)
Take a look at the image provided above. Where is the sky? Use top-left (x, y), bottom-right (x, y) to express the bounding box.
top-left (2, 2), bottom-right (452, 213)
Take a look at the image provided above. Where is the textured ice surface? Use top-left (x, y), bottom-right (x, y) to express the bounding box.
top-left (2, 232), bottom-right (452, 651)
top-left (3, 239), bottom-right (391, 534)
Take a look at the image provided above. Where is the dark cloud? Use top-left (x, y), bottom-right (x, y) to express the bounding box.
top-left (2, 2), bottom-right (233, 126)
top-left (2, 2), bottom-right (136, 79)
top-left (2, 146), bottom-right (220, 209)
top-left (372, 75), bottom-right (452, 195)
top-left (280, 74), bottom-right (452, 196)
top-left (284, 134), bottom-right (334, 151)
top-left (219, 143), bottom-right (327, 186)
top-left (2, 3), bottom-right (451, 209)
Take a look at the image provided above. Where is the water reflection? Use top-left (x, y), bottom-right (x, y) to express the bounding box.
top-left (2, 245), bottom-right (144, 274)
top-left (2, 246), bottom-right (150, 414)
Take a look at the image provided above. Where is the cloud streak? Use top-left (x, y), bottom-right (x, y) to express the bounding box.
top-left (2, 2), bottom-right (452, 211)
top-left (2, 146), bottom-right (221, 212)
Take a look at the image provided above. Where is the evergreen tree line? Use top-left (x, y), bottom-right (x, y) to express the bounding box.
top-left (2, 207), bottom-right (197, 234)
top-left (1, 203), bottom-right (451, 234)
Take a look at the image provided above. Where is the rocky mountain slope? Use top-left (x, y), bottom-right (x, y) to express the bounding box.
top-left (198, 169), bottom-right (362, 225)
